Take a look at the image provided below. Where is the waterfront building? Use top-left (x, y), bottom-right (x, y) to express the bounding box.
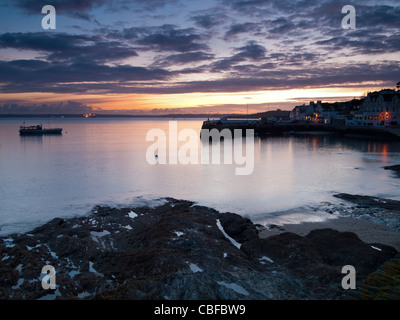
top-left (289, 90), bottom-right (400, 128)
top-left (290, 100), bottom-right (355, 125)
top-left (351, 90), bottom-right (400, 127)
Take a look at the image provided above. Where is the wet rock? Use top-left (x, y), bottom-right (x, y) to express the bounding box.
top-left (266, 224), bottom-right (286, 231)
top-left (0, 198), bottom-right (398, 300)
top-left (219, 212), bottom-right (258, 243)
top-left (242, 229), bottom-right (398, 299)
top-left (242, 232), bottom-right (323, 267)
top-left (334, 193), bottom-right (400, 211)
top-left (384, 164), bottom-right (400, 178)
top-left (333, 193), bottom-right (400, 233)
top-left (306, 229), bottom-right (398, 275)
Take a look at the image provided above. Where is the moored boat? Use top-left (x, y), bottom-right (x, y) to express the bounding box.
top-left (19, 124), bottom-right (62, 135)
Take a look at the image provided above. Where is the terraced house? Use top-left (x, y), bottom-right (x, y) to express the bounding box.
top-left (290, 88), bottom-right (400, 128)
top-left (350, 89), bottom-right (400, 127)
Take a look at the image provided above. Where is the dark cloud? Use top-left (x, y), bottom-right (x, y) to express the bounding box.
top-left (315, 31), bottom-right (400, 55)
top-left (0, 0), bottom-right (399, 111)
top-left (0, 59), bottom-right (172, 93)
top-left (8, 0), bottom-right (106, 13)
top-left (224, 22), bottom-right (262, 39)
top-left (221, 0), bottom-right (360, 16)
top-left (223, 0), bottom-right (400, 37)
top-left (266, 17), bottom-right (298, 35)
top-left (0, 101), bottom-right (97, 114)
top-left (221, 0), bottom-right (320, 16)
top-left (266, 52), bottom-right (320, 66)
top-left (211, 41), bottom-right (267, 71)
top-left (0, 32), bottom-right (93, 52)
top-left (135, 25), bottom-right (209, 52)
top-left (3, 57), bottom-right (397, 96)
top-left (5, 0), bottom-right (105, 22)
top-left (0, 32), bottom-right (138, 63)
top-left (191, 13), bottom-right (227, 29)
top-left (126, 0), bottom-right (179, 12)
top-left (7, 0), bottom-right (178, 18)
top-left (313, 4), bottom-right (400, 55)
top-left (142, 61), bottom-right (400, 95)
top-left (152, 51), bottom-right (215, 67)
top-left (351, 4), bottom-right (400, 29)
top-left (234, 2), bottom-right (400, 57)
top-left (234, 42), bottom-right (267, 60)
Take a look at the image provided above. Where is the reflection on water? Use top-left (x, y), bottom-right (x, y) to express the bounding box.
top-left (284, 134), bottom-right (400, 164)
top-left (284, 134), bottom-right (400, 153)
top-left (20, 135), bottom-right (43, 144)
top-left (1, 118), bottom-right (400, 235)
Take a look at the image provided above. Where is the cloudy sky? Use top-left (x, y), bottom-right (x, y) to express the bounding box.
top-left (0, 0), bottom-right (399, 114)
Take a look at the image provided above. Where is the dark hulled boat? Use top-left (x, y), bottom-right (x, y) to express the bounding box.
top-left (19, 124), bottom-right (62, 135)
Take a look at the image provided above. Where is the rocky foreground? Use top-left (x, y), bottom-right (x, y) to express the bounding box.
top-left (0, 198), bottom-right (399, 300)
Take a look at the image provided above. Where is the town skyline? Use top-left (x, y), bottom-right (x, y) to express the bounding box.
top-left (0, 0), bottom-right (399, 115)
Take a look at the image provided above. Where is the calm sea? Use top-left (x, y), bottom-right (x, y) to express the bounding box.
top-left (1, 117), bottom-right (400, 236)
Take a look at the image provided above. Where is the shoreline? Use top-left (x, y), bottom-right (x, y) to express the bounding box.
top-left (259, 216), bottom-right (400, 252)
top-left (259, 192), bottom-right (400, 252)
top-left (0, 193), bottom-right (399, 300)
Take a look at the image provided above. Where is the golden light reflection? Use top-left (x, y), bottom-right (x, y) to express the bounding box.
top-left (382, 144), bottom-right (388, 164)
top-left (312, 136), bottom-right (318, 151)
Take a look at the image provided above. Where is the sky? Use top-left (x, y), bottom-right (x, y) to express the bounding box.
top-left (0, 0), bottom-right (399, 115)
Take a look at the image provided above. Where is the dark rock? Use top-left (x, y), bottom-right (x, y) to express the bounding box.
top-left (267, 224), bottom-right (286, 231)
top-left (242, 229), bottom-right (398, 299)
top-left (0, 198), bottom-right (398, 300)
top-left (242, 232), bottom-right (323, 267)
top-left (384, 164), bottom-right (400, 178)
top-left (333, 193), bottom-right (400, 233)
top-left (352, 254), bottom-right (400, 300)
top-left (334, 193), bottom-right (400, 211)
top-left (242, 232), bottom-right (345, 299)
top-left (219, 212), bottom-right (258, 243)
top-left (306, 228), bottom-right (397, 276)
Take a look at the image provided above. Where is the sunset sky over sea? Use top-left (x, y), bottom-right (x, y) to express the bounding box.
top-left (0, 0), bottom-right (399, 114)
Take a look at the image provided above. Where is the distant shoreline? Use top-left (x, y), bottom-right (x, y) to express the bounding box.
top-left (0, 113), bottom-right (207, 118)
top-left (0, 110), bottom-right (291, 119)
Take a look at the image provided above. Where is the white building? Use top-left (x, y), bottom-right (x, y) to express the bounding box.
top-left (290, 101), bottom-right (338, 124)
top-left (351, 90), bottom-right (400, 127)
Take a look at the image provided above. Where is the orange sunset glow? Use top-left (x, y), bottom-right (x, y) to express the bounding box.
top-left (0, 0), bottom-right (399, 115)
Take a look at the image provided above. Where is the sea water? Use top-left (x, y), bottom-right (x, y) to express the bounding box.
top-left (1, 117), bottom-right (400, 236)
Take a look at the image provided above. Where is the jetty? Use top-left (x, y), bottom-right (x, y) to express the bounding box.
top-left (202, 118), bottom-right (261, 131)
top-left (201, 119), bottom-right (400, 141)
